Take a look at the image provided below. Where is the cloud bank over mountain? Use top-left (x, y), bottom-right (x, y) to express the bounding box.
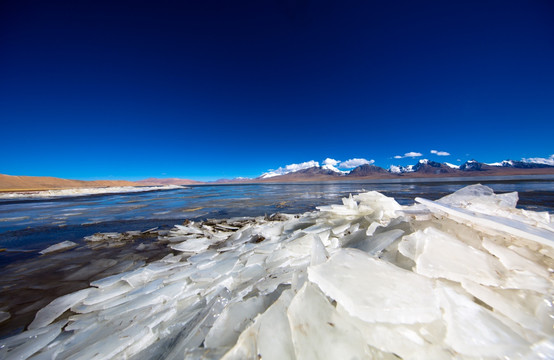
top-left (522, 154), bottom-right (554, 166)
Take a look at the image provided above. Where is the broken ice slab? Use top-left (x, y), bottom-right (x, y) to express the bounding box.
top-left (204, 295), bottom-right (273, 348)
top-left (482, 238), bottom-right (550, 279)
top-left (222, 290), bottom-right (295, 360)
top-left (189, 256), bottom-right (239, 283)
top-left (310, 234), bottom-right (328, 266)
top-left (39, 240), bottom-right (78, 255)
top-left (84, 232), bottom-right (124, 242)
top-left (286, 282), bottom-right (370, 359)
top-left (354, 190), bottom-right (402, 217)
top-left (82, 283), bottom-right (133, 306)
top-left (29, 288), bottom-right (92, 329)
top-left (437, 284), bottom-right (529, 358)
top-left (410, 227), bottom-right (504, 286)
top-left (170, 237), bottom-right (213, 253)
top-left (308, 248), bottom-right (441, 324)
top-left (335, 304), bottom-right (451, 360)
top-left (437, 184), bottom-right (519, 210)
top-left (173, 224), bottom-right (204, 234)
top-left (416, 197), bottom-right (554, 250)
top-left (461, 280), bottom-right (551, 334)
top-left (0, 320), bottom-right (68, 359)
top-left (349, 228), bottom-right (404, 255)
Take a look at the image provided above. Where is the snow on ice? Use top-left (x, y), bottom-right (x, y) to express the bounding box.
top-left (1, 184), bottom-right (553, 359)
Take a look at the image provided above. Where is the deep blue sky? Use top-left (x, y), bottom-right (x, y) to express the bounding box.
top-left (1, 0), bottom-right (553, 180)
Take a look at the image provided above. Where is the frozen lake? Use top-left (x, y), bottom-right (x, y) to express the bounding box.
top-left (1, 177), bottom-right (553, 268)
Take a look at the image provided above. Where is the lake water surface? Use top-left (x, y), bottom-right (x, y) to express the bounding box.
top-left (1, 178), bottom-right (553, 256)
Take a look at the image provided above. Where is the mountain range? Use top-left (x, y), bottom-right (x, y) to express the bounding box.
top-left (247, 158), bottom-right (554, 183)
top-left (2, 158), bottom-right (553, 191)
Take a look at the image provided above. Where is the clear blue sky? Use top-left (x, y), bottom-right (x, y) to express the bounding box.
top-left (1, 0), bottom-right (553, 181)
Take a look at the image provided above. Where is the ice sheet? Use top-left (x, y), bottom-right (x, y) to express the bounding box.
top-left (309, 248), bottom-right (441, 324)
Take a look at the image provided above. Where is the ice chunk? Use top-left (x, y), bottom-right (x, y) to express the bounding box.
top-left (190, 256), bottom-right (238, 282)
top-left (331, 222), bottom-right (350, 235)
top-left (530, 338), bottom-right (554, 360)
top-left (0, 321), bottom-right (67, 359)
top-left (308, 248), bottom-right (440, 324)
top-left (416, 197), bottom-right (554, 250)
top-left (437, 285), bottom-right (529, 357)
top-left (90, 272), bottom-right (129, 289)
top-left (398, 229), bottom-right (424, 260)
top-left (413, 227), bottom-right (503, 286)
top-left (243, 252), bottom-right (267, 267)
top-left (350, 229), bottom-right (404, 255)
top-left (223, 290), bottom-right (294, 360)
top-left (82, 283), bottom-right (132, 306)
top-left (437, 184), bottom-right (518, 209)
top-left (174, 224), bottom-right (204, 234)
top-left (287, 282), bottom-right (370, 359)
top-left (29, 288), bottom-right (92, 329)
top-left (122, 267), bottom-right (156, 288)
top-left (170, 237), bottom-right (213, 253)
top-left (310, 234), bottom-right (328, 266)
top-left (482, 238), bottom-right (550, 279)
top-left (354, 190), bottom-right (402, 218)
top-left (205, 295), bottom-right (272, 348)
top-left (39, 240), bottom-right (78, 254)
top-left (461, 280), bottom-right (548, 333)
top-left (336, 304), bottom-right (450, 360)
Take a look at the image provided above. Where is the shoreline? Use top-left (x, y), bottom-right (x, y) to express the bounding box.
top-left (2, 173), bottom-right (554, 193)
top-left (3, 168), bottom-right (554, 192)
top-left (0, 185), bottom-right (185, 199)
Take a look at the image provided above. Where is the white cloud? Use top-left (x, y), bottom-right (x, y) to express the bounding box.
top-left (261, 160), bottom-right (320, 178)
top-left (430, 150), bottom-right (450, 156)
top-left (522, 154), bottom-right (554, 166)
top-left (323, 158), bottom-right (340, 167)
top-left (394, 152), bottom-right (423, 159)
top-left (338, 158), bottom-right (374, 169)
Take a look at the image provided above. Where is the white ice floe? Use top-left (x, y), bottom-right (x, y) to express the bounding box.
top-left (0, 185), bottom-right (184, 199)
top-left (1, 184), bottom-right (553, 359)
top-left (39, 241), bottom-right (78, 255)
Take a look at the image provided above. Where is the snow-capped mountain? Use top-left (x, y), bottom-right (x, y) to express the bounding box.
top-left (411, 159), bottom-right (459, 174)
top-left (459, 160), bottom-right (492, 171)
top-left (388, 165), bottom-right (414, 174)
top-left (254, 156), bottom-right (554, 181)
